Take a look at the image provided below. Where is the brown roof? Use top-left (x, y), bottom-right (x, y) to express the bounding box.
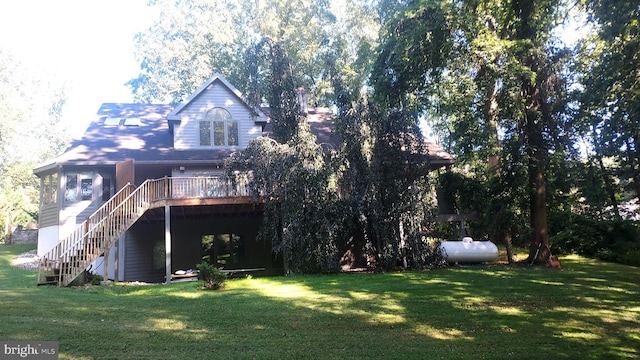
top-left (34, 103), bottom-right (453, 174)
top-left (33, 103), bottom-right (237, 174)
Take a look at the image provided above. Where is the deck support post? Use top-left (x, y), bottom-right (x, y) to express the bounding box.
top-left (165, 204), bottom-right (172, 284)
top-left (103, 245), bottom-right (109, 281)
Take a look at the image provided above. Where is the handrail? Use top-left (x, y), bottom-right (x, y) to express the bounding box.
top-left (37, 183), bottom-right (135, 285)
top-left (37, 175), bottom-right (251, 286)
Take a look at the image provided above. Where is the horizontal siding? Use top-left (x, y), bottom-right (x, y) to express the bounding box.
top-left (59, 201), bottom-right (96, 228)
top-left (39, 203), bottom-right (59, 228)
top-left (171, 167), bottom-right (225, 178)
top-left (124, 230), bottom-right (153, 282)
top-left (173, 80), bottom-right (262, 149)
top-left (124, 223), bottom-right (165, 283)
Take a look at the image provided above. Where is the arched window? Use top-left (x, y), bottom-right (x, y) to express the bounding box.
top-left (199, 108), bottom-right (238, 146)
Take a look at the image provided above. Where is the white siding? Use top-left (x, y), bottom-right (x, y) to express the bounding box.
top-left (171, 167), bottom-right (225, 178)
top-left (37, 225), bottom-right (59, 256)
top-left (173, 81), bottom-right (262, 149)
top-left (90, 238), bottom-right (121, 281)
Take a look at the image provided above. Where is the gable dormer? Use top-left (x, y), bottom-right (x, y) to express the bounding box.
top-left (168, 73), bottom-right (267, 150)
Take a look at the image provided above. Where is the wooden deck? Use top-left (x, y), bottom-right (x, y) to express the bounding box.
top-left (37, 175), bottom-right (260, 286)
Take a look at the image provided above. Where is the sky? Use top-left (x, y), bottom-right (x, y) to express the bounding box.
top-left (1, 1), bottom-right (587, 142)
top-left (0, 1), bottom-right (156, 137)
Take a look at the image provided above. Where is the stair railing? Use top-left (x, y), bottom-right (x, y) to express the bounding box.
top-left (37, 183), bottom-right (137, 285)
top-left (37, 175), bottom-right (251, 286)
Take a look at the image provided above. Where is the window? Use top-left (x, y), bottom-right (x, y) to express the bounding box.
top-left (41, 173), bottom-right (58, 205)
top-left (64, 174), bottom-right (92, 203)
top-left (101, 179), bottom-right (112, 201)
top-left (199, 121), bottom-right (211, 146)
top-left (202, 233), bottom-right (242, 266)
top-left (80, 179), bottom-right (92, 200)
top-left (123, 118), bottom-right (141, 126)
top-left (199, 108), bottom-right (238, 147)
top-left (65, 175), bottom-right (77, 202)
top-left (104, 117), bottom-right (121, 126)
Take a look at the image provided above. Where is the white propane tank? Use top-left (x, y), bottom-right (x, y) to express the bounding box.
top-left (438, 237), bottom-right (499, 263)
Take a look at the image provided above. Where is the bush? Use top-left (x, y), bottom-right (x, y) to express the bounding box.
top-left (550, 213), bottom-right (640, 266)
top-left (90, 274), bottom-right (104, 285)
top-left (196, 262), bottom-right (227, 290)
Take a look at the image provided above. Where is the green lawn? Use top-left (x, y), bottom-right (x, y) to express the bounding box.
top-left (1, 244), bottom-right (638, 360)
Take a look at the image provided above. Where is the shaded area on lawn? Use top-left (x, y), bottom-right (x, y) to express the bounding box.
top-left (0, 245), bottom-right (638, 359)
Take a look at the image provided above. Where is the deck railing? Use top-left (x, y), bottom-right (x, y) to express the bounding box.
top-left (37, 175), bottom-right (251, 286)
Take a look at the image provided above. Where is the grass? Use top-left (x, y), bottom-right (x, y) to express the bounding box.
top-left (1, 244), bottom-right (639, 359)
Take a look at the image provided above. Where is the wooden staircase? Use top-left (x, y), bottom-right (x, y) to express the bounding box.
top-left (37, 176), bottom-right (251, 287)
top-left (37, 180), bottom-right (155, 286)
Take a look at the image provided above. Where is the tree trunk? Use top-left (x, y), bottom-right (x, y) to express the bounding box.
top-left (589, 129), bottom-right (620, 218)
top-left (277, 201), bottom-right (289, 274)
top-left (524, 78), bottom-right (550, 263)
top-left (626, 137), bottom-right (640, 201)
top-left (399, 220), bottom-right (408, 269)
top-left (527, 150), bottom-right (550, 263)
top-left (511, 0), bottom-right (551, 264)
top-left (598, 156), bottom-right (620, 218)
top-left (505, 231), bottom-right (515, 265)
top-left (484, 74), bottom-right (501, 176)
top-left (5, 211), bottom-right (12, 245)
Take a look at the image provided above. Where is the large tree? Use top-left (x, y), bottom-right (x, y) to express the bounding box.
top-left (225, 124), bottom-right (340, 273)
top-left (371, 0), bottom-right (573, 263)
top-left (0, 49), bottom-right (68, 239)
top-left (128, 0), bottom-right (379, 106)
top-left (576, 0), bottom-right (640, 206)
top-left (333, 97), bottom-right (438, 269)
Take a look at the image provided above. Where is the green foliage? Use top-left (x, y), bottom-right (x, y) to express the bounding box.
top-left (226, 124), bottom-right (341, 273)
top-left (128, 0), bottom-right (246, 103)
top-left (90, 274), bottom-right (104, 286)
top-left (333, 96), bottom-right (443, 270)
top-left (370, 0), bottom-right (575, 261)
top-left (574, 0), bottom-right (640, 201)
top-left (265, 40), bottom-right (303, 143)
top-left (129, 0), bottom-right (379, 107)
top-left (371, 0), bottom-right (452, 109)
top-left (125, 0), bottom-right (640, 269)
top-left (550, 212), bottom-right (640, 266)
top-left (196, 261), bottom-right (227, 290)
top-left (0, 49), bottom-right (68, 235)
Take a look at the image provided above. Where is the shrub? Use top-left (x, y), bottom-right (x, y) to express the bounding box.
top-left (550, 213), bottom-right (640, 266)
top-left (196, 262), bottom-right (227, 290)
top-left (90, 274), bottom-right (104, 285)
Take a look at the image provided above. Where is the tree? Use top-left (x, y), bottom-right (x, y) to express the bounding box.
top-left (128, 0), bottom-right (247, 103)
top-left (129, 0), bottom-right (380, 107)
top-left (0, 49), bottom-right (68, 239)
top-left (576, 0), bottom-right (640, 206)
top-left (328, 83), bottom-right (442, 270)
top-left (226, 125), bottom-right (340, 273)
top-left (370, 0), bottom-right (573, 263)
top-left (246, 39), bottom-right (303, 144)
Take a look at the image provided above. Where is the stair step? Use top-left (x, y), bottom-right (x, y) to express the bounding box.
top-left (37, 281), bottom-right (59, 286)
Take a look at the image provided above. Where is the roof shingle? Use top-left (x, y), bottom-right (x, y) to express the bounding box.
top-left (34, 103), bottom-right (453, 174)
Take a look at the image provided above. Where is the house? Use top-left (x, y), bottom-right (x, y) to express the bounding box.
top-left (34, 73), bottom-right (454, 286)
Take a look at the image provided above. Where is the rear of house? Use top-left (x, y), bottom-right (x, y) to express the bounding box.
top-left (33, 73), bottom-right (455, 286)
top-left (34, 74), bottom-right (283, 285)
